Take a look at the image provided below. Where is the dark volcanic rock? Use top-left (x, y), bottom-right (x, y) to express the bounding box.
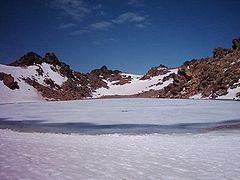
top-left (232, 38), bottom-right (240, 50)
top-left (43, 52), bottom-right (73, 78)
top-left (44, 78), bottom-right (60, 89)
top-left (10, 51), bottom-right (73, 79)
top-left (140, 64), bottom-right (169, 80)
top-left (89, 65), bottom-right (128, 88)
top-left (0, 72), bottom-right (19, 90)
top-left (90, 65), bottom-right (121, 78)
top-left (43, 52), bottom-right (59, 64)
top-left (213, 48), bottom-right (232, 58)
top-left (112, 75), bottom-right (132, 85)
top-left (10, 52), bottom-right (43, 67)
top-left (24, 78), bottom-right (90, 101)
top-left (157, 38), bottom-right (240, 99)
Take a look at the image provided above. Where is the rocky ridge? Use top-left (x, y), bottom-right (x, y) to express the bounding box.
top-left (1, 38), bottom-right (240, 102)
top-left (6, 52), bottom-right (129, 100)
top-left (157, 38), bottom-right (240, 99)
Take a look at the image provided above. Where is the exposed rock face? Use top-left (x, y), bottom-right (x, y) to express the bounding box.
top-left (10, 52), bottom-right (73, 78)
top-left (140, 64), bottom-right (169, 80)
top-left (90, 65), bottom-right (122, 78)
top-left (0, 72), bottom-right (19, 90)
top-left (23, 77), bottom-right (89, 101)
top-left (9, 52), bottom-right (43, 66)
top-left (88, 65), bottom-right (132, 87)
top-left (112, 75), bottom-right (132, 85)
top-left (158, 38), bottom-right (240, 99)
top-left (232, 38), bottom-right (240, 50)
top-left (43, 52), bottom-right (59, 64)
top-left (213, 48), bottom-right (232, 58)
top-left (43, 52), bottom-right (73, 78)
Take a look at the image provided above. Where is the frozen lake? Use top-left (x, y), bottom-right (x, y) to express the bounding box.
top-left (0, 98), bottom-right (240, 134)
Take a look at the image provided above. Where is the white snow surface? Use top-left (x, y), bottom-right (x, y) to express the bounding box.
top-left (0, 129), bottom-right (240, 180)
top-left (93, 69), bottom-right (178, 97)
top-left (0, 63), bottom-right (67, 103)
top-left (217, 86), bottom-right (240, 100)
top-left (217, 80), bottom-right (240, 100)
top-left (189, 93), bottom-right (202, 99)
top-left (0, 99), bottom-right (240, 179)
top-left (0, 80), bottom-right (41, 103)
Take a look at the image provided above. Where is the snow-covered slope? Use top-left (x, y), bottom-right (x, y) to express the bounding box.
top-left (0, 63), bottom-right (67, 103)
top-left (93, 69), bottom-right (178, 97)
top-left (216, 80), bottom-right (240, 100)
top-left (189, 81), bottom-right (240, 100)
top-left (189, 84), bottom-right (240, 100)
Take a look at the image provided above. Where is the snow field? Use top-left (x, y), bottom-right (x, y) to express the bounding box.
top-left (0, 99), bottom-right (240, 179)
top-left (0, 129), bottom-right (240, 180)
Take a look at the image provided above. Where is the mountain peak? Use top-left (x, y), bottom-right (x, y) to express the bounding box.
top-left (43, 52), bottom-right (59, 64)
top-left (90, 65), bottom-right (122, 77)
top-left (9, 52), bottom-right (43, 67)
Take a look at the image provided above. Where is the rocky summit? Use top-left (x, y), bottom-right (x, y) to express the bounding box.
top-left (0, 38), bottom-right (240, 103)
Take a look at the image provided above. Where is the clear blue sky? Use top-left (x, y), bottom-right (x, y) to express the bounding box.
top-left (1, 0), bottom-right (240, 74)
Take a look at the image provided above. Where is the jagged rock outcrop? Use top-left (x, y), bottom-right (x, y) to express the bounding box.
top-left (232, 38), bottom-right (240, 50)
top-left (0, 72), bottom-right (19, 90)
top-left (43, 52), bottom-right (73, 78)
top-left (88, 65), bottom-right (132, 87)
top-left (90, 65), bottom-right (121, 77)
top-left (140, 64), bottom-right (169, 80)
top-left (10, 52), bottom-right (73, 78)
top-left (10, 52), bottom-right (43, 66)
top-left (23, 77), bottom-right (90, 101)
top-left (8, 52), bottom-right (92, 100)
top-left (158, 38), bottom-right (240, 99)
top-left (7, 52), bottom-right (126, 100)
top-left (213, 48), bottom-right (233, 58)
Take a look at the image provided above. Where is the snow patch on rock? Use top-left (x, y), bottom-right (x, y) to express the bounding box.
top-left (93, 69), bottom-right (178, 97)
top-left (0, 63), bottom-right (67, 103)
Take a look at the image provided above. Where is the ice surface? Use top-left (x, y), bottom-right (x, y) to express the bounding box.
top-left (0, 129), bottom-right (240, 180)
top-left (0, 99), bottom-right (239, 126)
